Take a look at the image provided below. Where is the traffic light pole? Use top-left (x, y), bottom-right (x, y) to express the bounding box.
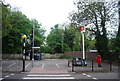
top-left (22, 38), bottom-right (26, 72)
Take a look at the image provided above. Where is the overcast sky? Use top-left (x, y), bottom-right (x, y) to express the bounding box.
top-left (5, 0), bottom-right (76, 35)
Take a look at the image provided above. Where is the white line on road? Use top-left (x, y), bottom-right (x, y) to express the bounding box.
top-left (0, 78), bottom-right (3, 80)
top-left (42, 64), bottom-right (44, 69)
top-left (11, 73), bottom-right (15, 75)
top-left (23, 77), bottom-right (75, 79)
top-left (86, 75), bottom-right (91, 77)
top-left (25, 63), bottom-right (30, 68)
top-left (82, 73), bottom-right (87, 75)
top-left (56, 64), bottom-right (59, 68)
top-left (5, 75), bottom-right (9, 78)
top-left (8, 63), bottom-right (16, 67)
top-left (93, 77), bottom-right (98, 80)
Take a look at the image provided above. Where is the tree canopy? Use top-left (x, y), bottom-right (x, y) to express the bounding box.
top-left (68, 1), bottom-right (118, 60)
top-left (2, 2), bottom-right (46, 54)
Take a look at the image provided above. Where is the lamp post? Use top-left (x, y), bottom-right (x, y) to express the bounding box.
top-left (22, 34), bottom-right (27, 72)
top-left (32, 21), bottom-right (35, 67)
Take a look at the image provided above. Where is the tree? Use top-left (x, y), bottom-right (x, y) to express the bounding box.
top-left (2, 2), bottom-right (46, 54)
top-left (2, 2), bottom-right (12, 37)
top-left (63, 26), bottom-right (76, 51)
top-left (113, 1), bottom-right (120, 61)
top-left (69, 1), bottom-right (117, 60)
top-left (32, 19), bottom-right (46, 47)
top-left (47, 24), bottom-right (64, 53)
top-left (2, 10), bottom-right (32, 54)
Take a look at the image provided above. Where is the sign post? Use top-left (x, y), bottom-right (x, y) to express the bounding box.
top-left (80, 26), bottom-right (85, 60)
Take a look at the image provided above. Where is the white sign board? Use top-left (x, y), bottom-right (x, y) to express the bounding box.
top-left (32, 47), bottom-right (40, 49)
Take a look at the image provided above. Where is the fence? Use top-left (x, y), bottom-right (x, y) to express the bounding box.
top-left (68, 60), bottom-right (118, 72)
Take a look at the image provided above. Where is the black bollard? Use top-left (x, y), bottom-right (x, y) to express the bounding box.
top-left (92, 60), bottom-right (94, 71)
top-left (68, 61), bottom-right (69, 67)
top-left (110, 61), bottom-right (112, 71)
top-left (72, 60), bottom-right (74, 72)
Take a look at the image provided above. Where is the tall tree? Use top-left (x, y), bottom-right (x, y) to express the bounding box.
top-left (113, 1), bottom-right (120, 61)
top-left (63, 26), bottom-right (76, 51)
top-left (2, 2), bottom-right (46, 54)
top-left (2, 2), bottom-right (12, 37)
top-left (69, 1), bottom-right (117, 60)
top-left (47, 24), bottom-right (64, 53)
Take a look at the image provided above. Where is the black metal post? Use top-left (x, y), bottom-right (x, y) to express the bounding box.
top-left (72, 60), bottom-right (74, 72)
top-left (92, 60), bottom-right (94, 71)
top-left (110, 61), bottom-right (112, 71)
top-left (22, 38), bottom-right (26, 72)
top-left (68, 61), bottom-right (69, 67)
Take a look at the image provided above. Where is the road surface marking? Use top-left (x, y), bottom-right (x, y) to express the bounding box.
top-left (23, 77), bottom-right (74, 79)
top-left (42, 64), bottom-right (44, 69)
top-left (0, 78), bottom-right (3, 80)
top-left (36, 61), bottom-right (40, 65)
top-left (56, 64), bottom-right (59, 68)
top-left (93, 77), bottom-right (98, 80)
top-left (27, 74), bottom-right (71, 77)
top-left (8, 63), bottom-right (16, 67)
top-left (11, 73), bottom-right (14, 75)
top-left (25, 63), bottom-right (30, 68)
top-left (82, 73), bottom-right (87, 75)
top-left (86, 75), bottom-right (91, 77)
top-left (69, 64), bottom-right (72, 66)
top-left (23, 74), bottom-right (74, 79)
top-left (5, 75), bottom-right (9, 78)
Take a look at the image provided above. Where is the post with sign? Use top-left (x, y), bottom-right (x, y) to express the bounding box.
top-left (80, 26), bottom-right (85, 60)
top-left (22, 35), bottom-right (27, 72)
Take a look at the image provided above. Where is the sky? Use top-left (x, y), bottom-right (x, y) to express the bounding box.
top-left (4, 0), bottom-right (76, 35)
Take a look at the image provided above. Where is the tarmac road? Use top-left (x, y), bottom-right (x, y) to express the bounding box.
top-left (1, 59), bottom-right (119, 81)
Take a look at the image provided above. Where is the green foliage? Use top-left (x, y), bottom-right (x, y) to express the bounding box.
top-left (32, 19), bottom-right (46, 47)
top-left (69, 1), bottom-right (117, 60)
top-left (2, 3), bottom-right (12, 37)
top-left (2, 2), bottom-right (46, 54)
top-left (47, 24), bottom-right (64, 53)
top-left (40, 46), bottom-right (51, 53)
top-left (59, 55), bottom-right (71, 59)
top-left (64, 27), bottom-right (76, 51)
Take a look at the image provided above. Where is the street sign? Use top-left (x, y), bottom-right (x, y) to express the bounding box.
top-left (80, 26), bottom-right (85, 33)
top-left (32, 47), bottom-right (40, 49)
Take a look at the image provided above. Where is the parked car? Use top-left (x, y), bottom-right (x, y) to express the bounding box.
top-left (72, 57), bottom-right (87, 66)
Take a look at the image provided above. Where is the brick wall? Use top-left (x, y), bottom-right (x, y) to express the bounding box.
top-left (42, 53), bottom-right (64, 59)
top-left (64, 51), bottom-right (98, 61)
top-left (2, 54), bottom-right (22, 59)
